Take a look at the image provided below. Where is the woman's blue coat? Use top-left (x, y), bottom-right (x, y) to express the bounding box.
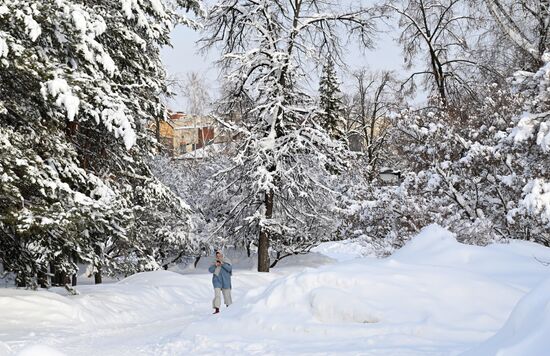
top-left (208, 262), bottom-right (232, 289)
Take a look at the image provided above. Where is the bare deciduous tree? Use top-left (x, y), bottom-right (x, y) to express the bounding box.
top-left (182, 71), bottom-right (211, 116)
top-left (478, 0), bottom-right (550, 70)
top-left (345, 69), bottom-right (400, 180)
top-left (388, 0), bottom-right (475, 106)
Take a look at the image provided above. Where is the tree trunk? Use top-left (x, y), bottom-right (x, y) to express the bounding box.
top-left (52, 270), bottom-right (70, 286)
top-left (94, 268), bottom-right (102, 284)
top-left (70, 252), bottom-right (78, 286)
top-left (50, 264), bottom-right (62, 286)
top-left (94, 244), bottom-right (102, 284)
top-left (49, 262), bottom-right (55, 286)
top-left (37, 270), bottom-right (48, 288)
top-left (16, 274), bottom-right (25, 288)
top-left (156, 117), bottom-right (161, 143)
top-left (258, 189), bottom-right (274, 272)
top-left (62, 272), bottom-right (70, 286)
top-left (194, 256), bottom-right (201, 268)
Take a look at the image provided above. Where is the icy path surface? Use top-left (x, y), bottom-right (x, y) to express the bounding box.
top-left (1, 225), bottom-right (550, 356)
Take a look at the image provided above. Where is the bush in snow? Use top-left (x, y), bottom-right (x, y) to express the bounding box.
top-left (359, 59), bottom-right (550, 247)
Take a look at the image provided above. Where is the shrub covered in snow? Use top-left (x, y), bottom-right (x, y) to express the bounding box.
top-left (345, 62), bottom-right (550, 248)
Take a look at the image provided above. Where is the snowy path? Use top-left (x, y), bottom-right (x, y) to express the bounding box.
top-left (1, 225), bottom-right (550, 355)
top-left (0, 269), bottom-right (283, 356)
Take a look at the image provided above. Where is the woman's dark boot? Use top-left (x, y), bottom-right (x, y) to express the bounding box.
top-left (213, 307), bottom-right (220, 314)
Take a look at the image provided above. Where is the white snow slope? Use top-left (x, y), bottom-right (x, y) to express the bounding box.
top-left (1, 224), bottom-right (549, 356)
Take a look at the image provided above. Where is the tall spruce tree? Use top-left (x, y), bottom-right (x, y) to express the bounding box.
top-left (0, 0), bottom-right (203, 288)
top-left (319, 58), bottom-right (345, 140)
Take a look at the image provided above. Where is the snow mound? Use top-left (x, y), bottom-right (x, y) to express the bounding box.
top-left (184, 224), bottom-right (550, 354)
top-left (309, 287), bottom-right (381, 324)
top-left (462, 278), bottom-right (550, 356)
top-left (17, 345), bottom-right (65, 356)
top-left (0, 270), bottom-right (213, 332)
top-left (311, 238), bottom-right (376, 261)
top-left (2, 225), bottom-right (550, 355)
top-left (0, 289), bottom-right (82, 325)
top-left (392, 224), bottom-right (550, 288)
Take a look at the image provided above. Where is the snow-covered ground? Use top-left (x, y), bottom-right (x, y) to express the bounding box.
top-left (1, 225), bottom-right (549, 356)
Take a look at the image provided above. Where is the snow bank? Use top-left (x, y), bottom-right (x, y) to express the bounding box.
top-left (0, 271), bottom-right (214, 354)
top-left (0, 289), bottom-right (82, 325)
top-left (462, 278), bottom-right (550, 356)
top-left (175, 225), bottom-right (550, 354)
top-left (1, 225), bottom-right (550, 355)
top-left (17, 345), bottom-right (65, 356)
top-left (0, 268), bottom-right (280, 355)
top-left (392, 224), bottom-right (550, 289)
top-left (311, 238), bottom-right (376, 261)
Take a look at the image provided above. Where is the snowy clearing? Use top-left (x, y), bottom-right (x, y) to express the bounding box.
top-left (1, 225), bottom-right (549, 356)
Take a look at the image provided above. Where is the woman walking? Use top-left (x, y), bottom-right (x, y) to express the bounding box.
top-left (208, 251), bottom-right (232, 314)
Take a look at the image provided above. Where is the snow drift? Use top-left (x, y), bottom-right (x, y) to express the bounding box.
top-left (461, 278), bottom-right (550, 356)
top-left (1, 224), bottom-right (550, 355)
top-left (161, 225), bottom-right (550, 355)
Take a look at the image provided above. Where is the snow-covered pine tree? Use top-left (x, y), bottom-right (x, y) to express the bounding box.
top-left (203, 0), bottom-right (380, 272)
top-left (0, 0), bottom-right (203, 287)
top-left (318, 58), bottom-right (345, 140)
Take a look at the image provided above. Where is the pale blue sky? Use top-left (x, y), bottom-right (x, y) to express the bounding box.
top-left (161, 11), bottom-right (406, 112)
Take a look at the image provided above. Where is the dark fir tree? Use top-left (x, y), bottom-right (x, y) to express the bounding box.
top-left (0, 0), bottom-right (203, 289)
top-left (318, 59), bottom-right (345, 140)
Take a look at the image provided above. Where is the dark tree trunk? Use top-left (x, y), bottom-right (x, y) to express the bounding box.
top-left (70, 252), bottom-right (78, 286)
top-left (194, 256), bottom-right (201, 268)
top-left (60, 272), bottom-right (70, 286)
top-left (52, 270), bottom-right (69, 286)
top-left (258, 189), bottom-right (274, 272)
top-left (94, 244), bottom-right (102, 284)
top-left (38, 270), bottom-right (48, 288)
top-left (94, 269), bottom-right (102, 284)
top-left (49, 262), bottom-right (56, 286)
top-left (246, 242), bottom-right (251, 258)
top-left (50, 264), bottom-right (60, 286)
top-left (155, 117), bottom-right (161, 143)
top-left (16, 274), bottom-right (25, 288)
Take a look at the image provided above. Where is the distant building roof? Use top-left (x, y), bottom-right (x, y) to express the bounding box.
top-left (167, 111), bottom-right (214, 129)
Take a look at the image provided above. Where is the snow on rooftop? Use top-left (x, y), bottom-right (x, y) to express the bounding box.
top-left (178, 143), bottom-right (228, 159)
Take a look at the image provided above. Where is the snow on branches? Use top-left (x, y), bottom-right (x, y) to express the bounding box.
top-left (202, 0), bottom-right (381, 271)
top-left (0, 0), bottom-right (203, 288)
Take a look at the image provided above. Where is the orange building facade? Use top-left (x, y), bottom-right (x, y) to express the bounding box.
top-left (157, 112), bottom-right (220, 156)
